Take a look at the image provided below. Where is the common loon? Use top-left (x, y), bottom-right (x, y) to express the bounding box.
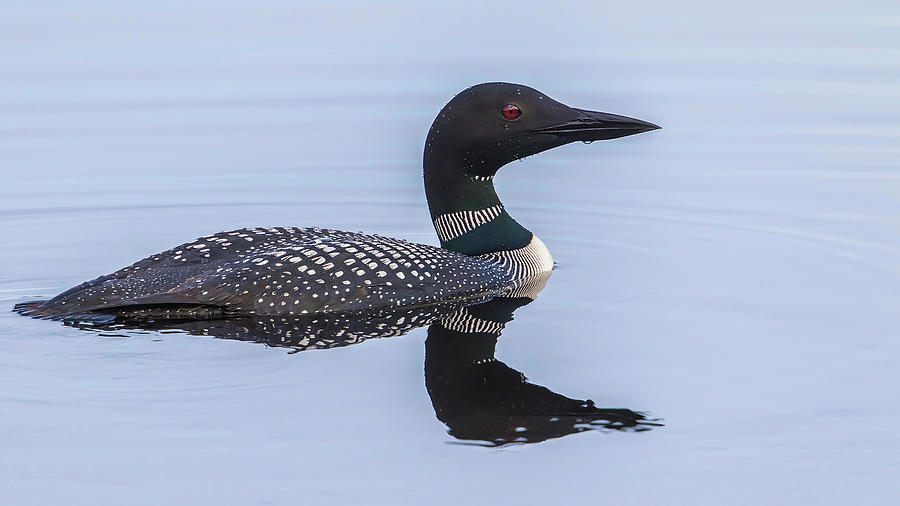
top-left (14, 82), bottom-right (658, 321)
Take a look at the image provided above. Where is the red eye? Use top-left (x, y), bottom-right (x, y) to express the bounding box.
top-left (501, 104), bottom-right (521, 120)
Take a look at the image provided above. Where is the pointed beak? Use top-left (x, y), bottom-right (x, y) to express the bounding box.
top-left (532, 108), bottom-right (660, 142)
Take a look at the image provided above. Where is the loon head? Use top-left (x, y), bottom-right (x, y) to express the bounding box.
top-left (423, 82), bottom-right (659, 257)
top-left (424, 82), bottom-right (660, 179)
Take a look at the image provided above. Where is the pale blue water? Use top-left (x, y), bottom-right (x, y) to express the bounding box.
top-left (2, 1), bottom-right (899, 504)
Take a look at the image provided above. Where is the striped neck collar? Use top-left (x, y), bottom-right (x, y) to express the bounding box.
top-left (424, 162), bottom-right (532, 256)
top-left (432, 204), bottom-right (505, 243)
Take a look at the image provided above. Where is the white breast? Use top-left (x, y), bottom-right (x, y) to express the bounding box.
top-left (479, 234), bottom-right (555, 281)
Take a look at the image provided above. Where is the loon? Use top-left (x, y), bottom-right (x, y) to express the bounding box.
top-left (14, 82), bottom-right (658, 321)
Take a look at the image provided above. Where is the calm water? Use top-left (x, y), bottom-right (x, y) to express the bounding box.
top-left (2, 1), bottom-right (899, 504)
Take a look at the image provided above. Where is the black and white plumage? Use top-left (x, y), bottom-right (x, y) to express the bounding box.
top-left (433, 204), bottom-right (505, 243)
top-left (14, 82), bottom-right (658, 322)
top-left (17, 227), bottom-right (517, 319)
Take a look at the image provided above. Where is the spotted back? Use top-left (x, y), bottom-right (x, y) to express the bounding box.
top-left (31, 227), bottom-right (515, 318)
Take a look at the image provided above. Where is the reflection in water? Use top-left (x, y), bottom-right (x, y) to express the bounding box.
top-left (65, 274), bottom-right (660, 445)
top-left (70, 303), bottom-right (461, 352)
top-left (425, 295), bottom-right (657, 446)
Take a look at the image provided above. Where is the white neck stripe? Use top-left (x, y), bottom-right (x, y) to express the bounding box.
top-left (433, 204), bottom-right (504, 243)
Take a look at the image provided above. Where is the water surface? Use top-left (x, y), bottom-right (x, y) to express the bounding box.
top-left (1, 1), bottom-right (899, 505)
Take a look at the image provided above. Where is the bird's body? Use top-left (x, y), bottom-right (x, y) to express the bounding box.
top-left (15, 82), bottom-right (657, 321)
top-left (21, 227), bottom-right (546, 318)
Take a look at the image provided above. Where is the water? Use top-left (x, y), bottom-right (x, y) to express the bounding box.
top-left (2, 1), bottom-right (899, 504)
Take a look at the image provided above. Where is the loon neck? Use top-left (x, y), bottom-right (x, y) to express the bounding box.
top-left (424, 162), bottom-right (532, 256)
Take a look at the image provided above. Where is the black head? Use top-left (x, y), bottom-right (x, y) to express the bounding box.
top-left (424, 82), bottom-right (659, 178)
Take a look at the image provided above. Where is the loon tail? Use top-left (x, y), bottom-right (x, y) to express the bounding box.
top-left (12, 300), bottom-right (62, 319)
top-left (13, 300), bottom-right (121, 325)
top-left (14, 299), bottom-right (230, 324)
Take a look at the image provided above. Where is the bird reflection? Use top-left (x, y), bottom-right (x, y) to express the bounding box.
top-left (64, 274), bottom-right (660, 445)
top-left (424, 275), bottom-right (659, 446)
